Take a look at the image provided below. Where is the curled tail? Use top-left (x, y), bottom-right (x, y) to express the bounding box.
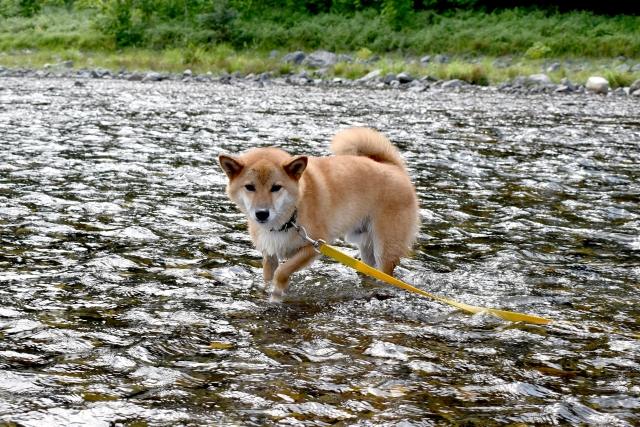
top-left (330, 127), bottom-right (406, 169)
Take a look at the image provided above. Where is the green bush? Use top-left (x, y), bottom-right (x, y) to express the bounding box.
top-left (97, 0), bottom-right (143, 47)
top-left (144, 22), bottom-right (185, 48)
top-left (2, 1), bottom-right (640, 58)
top-left (92, 0), bottom-right (241, 48)
top-left (525, 41), bottom-right (552, 59)
top-left (1, 0), bottom-right (41, 17)
top-left (197, 0), bottom-right (239, 43)
top-left (382, 0), bottom-right (413, 29)
top-left (604, 70), bottom-right (635, 89)
top-left (446, 63), bottom-right (490, 85)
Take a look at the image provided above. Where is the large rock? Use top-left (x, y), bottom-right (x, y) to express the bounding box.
top-left (407, 80), bottom-right (426, 92)
top-left (560, 77), bottom-right (577, 91)
top-left (585, 76), bottom-right (609, 94)
top-left (615, 63), bottom-right (631, 73)
top-left (76, 70), bottom-right (92, 79)
top-left (546, 62), bottom-right (561, 73)
top-left (629, 78), bottom-right (640, 94)
top-left (527, 74), bottom-right (552, 85)
top-left (356, 69), bottom-right (382, 83)
top-left (291, 70), bottom-right (312, 84)
top-left (613, 87), bottom-right (627, 96)
top-left (441, 79), bottom-right (465, 89)
top-left (420, 75), bottom-right (438, 83)
top-left (282, 51), bottom-right (305, 65)
top-left (434, 54), bottom-right (450, 64)
top-left (142, 72), bottom-right (164, 82)
top-left (303, 50), bottom-right (337, 68)
top-left (396, 72), bottom-right (414, 84)
top-left (382, 73), bottom-right (397, 85)
top-left (91, 68), bottom-right (111, 79)
top-left (127, 72), bottom-right (144, 81)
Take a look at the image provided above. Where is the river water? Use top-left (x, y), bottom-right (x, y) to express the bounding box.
top-left (0, 77), bottom-right (639, 426)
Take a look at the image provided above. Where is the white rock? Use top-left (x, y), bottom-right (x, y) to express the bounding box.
top-left (441, 79), bottom-right (465, 89)
top-left (357, 69), bottom-right (382, 83)
top-left (546, 62), bottom-right (561, 73)
top-left (282, 51), bottom-right (305, 64)
top-left (527, 73), bottom-right (551, 85)
top-left (142, 71), bottom-right (163, 82)
top-left (396, 72), bottom-right (414, 83)
top-left (408, 84), bottom-right (426, 92)
top-left (303, 50), bottom-right (337, 68)
top-left (586, 76), bottom-right (609, 94)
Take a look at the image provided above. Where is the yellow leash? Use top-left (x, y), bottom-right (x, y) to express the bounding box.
top-left (319, 242), bottom-right (552, 325)
top-left (295, 225), bottom-right (551, 325)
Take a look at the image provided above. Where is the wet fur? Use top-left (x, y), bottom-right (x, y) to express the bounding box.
top-left (218, 127), bottom-right (419, 302)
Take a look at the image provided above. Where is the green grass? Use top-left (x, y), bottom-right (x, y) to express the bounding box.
top-left (3, 6), bottom-right (640, 57)
top-left (1, 6), bottom-right (639, 87)
top-left (0, 8), bottom-right (111, 51)
top-left (233, 8), bottom-right (640, 58)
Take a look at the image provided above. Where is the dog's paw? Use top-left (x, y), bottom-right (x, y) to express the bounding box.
top-left (269, 289), bottom-right (284, 303)
top-left (262, 281), bottom-right (271, 293)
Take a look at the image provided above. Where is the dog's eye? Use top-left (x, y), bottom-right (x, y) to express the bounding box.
top-left (245, 184), bottom-right (255, 192)
top-left (270, 185), bottom-right (282, 192)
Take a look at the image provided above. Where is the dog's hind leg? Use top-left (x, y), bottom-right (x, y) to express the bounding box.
top-left (374, 243), bottom-right (403, 276)
top-left (358, 233), bottom-right (376, 267)
top-left (371, 208), bottom-right (417, 276)
top-left (346, 218), bottom-right (376, 266)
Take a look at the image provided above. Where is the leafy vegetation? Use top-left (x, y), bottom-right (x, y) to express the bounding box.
top-left (1, 1), bottom-right (639, 57)
top-left (1, 1), bottom-right (639, 86)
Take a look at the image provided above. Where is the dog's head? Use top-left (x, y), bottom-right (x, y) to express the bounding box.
top-left (218, 148), bottom-right (307, 228)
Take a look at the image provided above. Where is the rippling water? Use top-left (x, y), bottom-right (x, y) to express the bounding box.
top-left (1, 77), bottom-right (639, 426)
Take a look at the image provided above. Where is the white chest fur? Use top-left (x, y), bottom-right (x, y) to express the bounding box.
top-left (254, 228), bottom-right (303, 260)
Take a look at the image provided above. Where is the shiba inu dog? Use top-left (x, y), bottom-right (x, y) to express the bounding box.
top-left (218, 127), bottom-right (419, 302)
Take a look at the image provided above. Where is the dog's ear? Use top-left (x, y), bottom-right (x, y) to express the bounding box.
top-left (218, 155), bottom-right (244, 179)
top-left (283, 156), bottom-right (308, 180)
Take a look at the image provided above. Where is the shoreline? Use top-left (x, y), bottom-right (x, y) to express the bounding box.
top-left (2, 61), bottom-right (640, 99)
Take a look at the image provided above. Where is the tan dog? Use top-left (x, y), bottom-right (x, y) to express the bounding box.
top-left (218, 128), bottom-right (419, 302)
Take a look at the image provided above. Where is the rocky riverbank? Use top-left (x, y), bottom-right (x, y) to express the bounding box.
top-left (2, 51), bottom-right (640, 98)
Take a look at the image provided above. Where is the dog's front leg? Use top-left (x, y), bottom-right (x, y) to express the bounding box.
top-left (270, 245), bottom-right (319, 302)
top-left (262, 253), bottom-right (278, 288)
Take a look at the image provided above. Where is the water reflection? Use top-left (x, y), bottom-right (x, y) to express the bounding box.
top-left (0, 77), bottom-right (639, 425)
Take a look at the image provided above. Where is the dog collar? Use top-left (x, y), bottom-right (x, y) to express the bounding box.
top-left (271, 209), bottom-right (297, 232)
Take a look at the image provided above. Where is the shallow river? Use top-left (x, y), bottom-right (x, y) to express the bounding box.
top-left (1, 77), bottom-right (639, 426)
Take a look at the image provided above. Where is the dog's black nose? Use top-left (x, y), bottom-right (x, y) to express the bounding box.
top-left (255, 210), bottom-right (270, 222)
